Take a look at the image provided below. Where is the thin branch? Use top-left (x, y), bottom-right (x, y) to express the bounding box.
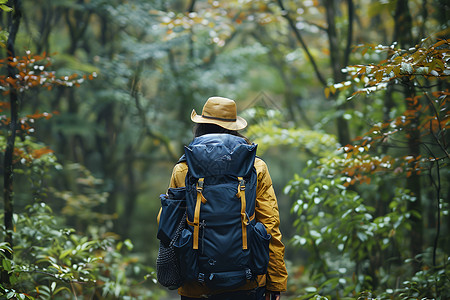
top-left (70, 280), bottom-right (79, 300)
top-left (415, 83), bottom-right (443, 89)
top-left (130, 63), bottom-right (178, 161)
top-left (420, 142), bottom-right (441, 271)
top-left (250, 30), bottom-right (313, 128)
top-left (23, 269), bottom-right (92, 285)
top-left (167, 49), bottom-right (190, 127)
top-left (422, 89), bottom-right (448, 151)
top-left (300, 19), bottom-right (327, 32)
top-left (200, 30), bottom-right (239, 68)
top-left (276, 0), bottom-right (327, 86)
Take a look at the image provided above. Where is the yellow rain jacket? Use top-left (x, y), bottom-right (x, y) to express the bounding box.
top-left (160, 157), bottom-right (288, 297)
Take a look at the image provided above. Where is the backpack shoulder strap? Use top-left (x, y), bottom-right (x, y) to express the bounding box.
top-left (237, 177), bottom-right (249, 250)
top-left (177, 154), bottom-right (187, 164)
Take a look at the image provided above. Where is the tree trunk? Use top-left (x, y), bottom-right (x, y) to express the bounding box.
top-left (324, 0), bottom-right (352, 146)
top-left (2, 0), bottom-right (22, 284)
top-left (65, 0), bottom-right (91, 55)
top-left (394, 0), bottom-right (414, 48)
top-left (404, 81), bottom-right (423, 273)
top-left (393, 0), bottom-right (423, 272)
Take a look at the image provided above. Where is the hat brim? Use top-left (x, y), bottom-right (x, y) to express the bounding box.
top-left (191, 109), bottom-right (247, 131)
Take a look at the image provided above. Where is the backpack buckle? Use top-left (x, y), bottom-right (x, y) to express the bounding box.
top-left (198, 273), bottom-right (205, 283)
top-left (239, 178), bottom-right (245, 191)
top-left (245, 268), bottom-right (252, 280)
top-left (197, 178), bottom-right (204, 192)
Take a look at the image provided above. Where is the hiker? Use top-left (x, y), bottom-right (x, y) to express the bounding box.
top-left (165, 96), bottom-right (287, 300)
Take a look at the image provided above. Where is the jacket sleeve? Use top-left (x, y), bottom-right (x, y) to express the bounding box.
top-left (254, 158), bottom-right (288, 292)
top-left (169, 162), bottom-right (188, 188)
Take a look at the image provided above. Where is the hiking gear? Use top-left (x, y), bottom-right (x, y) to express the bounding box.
top-left (157, 188), bottom-right (186, 247)
top-left (160, 154), bottom-right (288, 297)
top-left (157, 188), bottom-right (188, 289)
top-left (174, 133), bottom-right (270, 290)
top-left (156, 210), bottom-right (186, 289)
top-left (190, 97), bottom-right (247, 130)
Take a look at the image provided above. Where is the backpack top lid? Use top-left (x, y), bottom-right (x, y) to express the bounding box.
top-left (184, 133), bottom-right (257, 178)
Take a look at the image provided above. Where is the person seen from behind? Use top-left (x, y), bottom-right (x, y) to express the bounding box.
top-left (166, 96), bottom-right (288, 300)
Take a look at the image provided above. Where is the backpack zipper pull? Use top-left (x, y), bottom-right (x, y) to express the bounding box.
top-left (200, 220), bottom-right (206, 254)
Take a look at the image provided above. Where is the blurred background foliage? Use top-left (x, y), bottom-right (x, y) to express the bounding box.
top-left (0, 0), bottom-right (449, 299)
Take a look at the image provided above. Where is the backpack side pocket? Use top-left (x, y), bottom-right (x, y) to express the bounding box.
top-left (157, 187), bottom-right (186, 246)
top-left (174, 228), bottom-right (199, 282)
top-left (249, 221), bottom-right (271, 275)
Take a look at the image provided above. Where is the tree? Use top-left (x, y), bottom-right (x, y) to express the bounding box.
top-left (2, 1), bottom-right (22, 279)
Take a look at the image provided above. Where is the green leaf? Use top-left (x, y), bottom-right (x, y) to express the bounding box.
top-left (0, 242), bottom-right (13, 253)
top-left (319, 277), bottom-right (340, 290)
top-left (54, 286), bottom-right (71, 295)
top-left (0, 30), bottom-right (8, 49)
top-left (59, 248), bottom-right (74, 260)
top-left (9, 274), bottom-right (18, 285)
top-left (124, 239), bottom-right (134, 251)
top-left (0, 4), bottom-right (13, 12)
top-left (2, 258), bottom-right (12, 272)
top-left (37, 285), bottom-right (51, 298)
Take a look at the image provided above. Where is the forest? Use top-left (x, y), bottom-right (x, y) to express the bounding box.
top-left (0, 0), bottom-right (449, 299)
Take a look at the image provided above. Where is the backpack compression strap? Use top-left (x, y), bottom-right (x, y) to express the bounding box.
top-left (193, 178), bottom-right (207, 250)
top-left (238, 177), bottom-right (249, 250)
top-left (188, 177), bottom-right (255, 251)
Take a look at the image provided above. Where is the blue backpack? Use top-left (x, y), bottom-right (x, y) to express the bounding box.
top-left (172, 133), bottom-right (271, 289)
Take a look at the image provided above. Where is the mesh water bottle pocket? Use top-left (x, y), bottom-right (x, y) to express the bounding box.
top-left (156, 242), bottom-right (182, 289)
top-left (250, 222), bottom-right (271, 274)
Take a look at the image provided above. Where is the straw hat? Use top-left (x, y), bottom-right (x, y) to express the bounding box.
top-left (191, 96), bottom-right (247, 131)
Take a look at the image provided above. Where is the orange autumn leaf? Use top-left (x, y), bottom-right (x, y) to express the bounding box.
top-left (31, 147), bottom-right (54, 159)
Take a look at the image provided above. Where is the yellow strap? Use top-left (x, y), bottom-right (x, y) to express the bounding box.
top-left (238, 177), bottom-right (248, 250)
top-left (197, 178), bottom-right (207, 204)
top-left (193, 178), bottom-right (205, 250)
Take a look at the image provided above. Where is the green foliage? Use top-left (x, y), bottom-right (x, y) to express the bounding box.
top-left (0, 202), bottom-right (158, 299)
top-left (50, 163), bottom-right (114, 230)
top-left (282, 37), bottom-right (450, 299)
top-left (0, 30), bottom-right (8, 48)
top-left (0, 0), bottom-right (12, 12)
top-left (0, 135), bottom-right (59, 206)
top-left (0, 133), bottom-right (157, 299)
top-left (246, 108), bottom-right (338, 156)
top-left (284, 157), bottom-right (449, 299)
